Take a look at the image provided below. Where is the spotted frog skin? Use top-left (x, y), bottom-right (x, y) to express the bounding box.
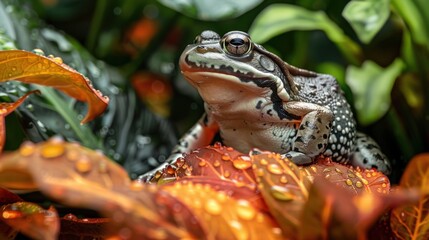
top-left (143, 30), bottom-right (391, 179)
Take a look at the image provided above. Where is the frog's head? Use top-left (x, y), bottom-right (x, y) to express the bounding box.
top-left (180, 30), bottom-right (300, 107)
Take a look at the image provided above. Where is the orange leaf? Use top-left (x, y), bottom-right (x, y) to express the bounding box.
top-left (391, 153), bottom-right (429, 239)
top-left (152, 143), bottom-right (257, 189)
top-left (0, 202), bottom-right (59, 240)
top-left (0, 50), bottom-right (109, 123)
top-left (162, 178), bottom-right (283, 239)
top-left (0, 138), bottom-right (204, 239)
top-left (302, 156), bottom-right (390, 195)
top-left (0, 188), bottom-right (22, 239)
top-left (250, 150), bottom-right (311, 238)
top-left (301, 177), bottom-right (419, 240)
top-left (0, 90), bottom-right (40, 152)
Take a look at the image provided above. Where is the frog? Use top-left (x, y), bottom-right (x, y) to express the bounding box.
top-left (141, 30), bottom-right (391, 181)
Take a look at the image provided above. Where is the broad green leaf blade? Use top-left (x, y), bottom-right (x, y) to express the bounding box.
top-left (346, 59), bottom-right (404, 125)
top-left (342, 0), bottom-right (390, 44)
top-left (249, 4), bottom-right (362, 64)
top-left (0, 50), bottom-right (109, 124)
top-left (158, 0), bottom-right (262, 21)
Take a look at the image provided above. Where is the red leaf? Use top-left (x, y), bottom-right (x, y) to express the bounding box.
top-left (0, 50), bottom-right (109, 123)
top-left (0, 90), bottom-right (39, 152)
top-left (60, 214), bottom-right (109, 240)
top-left (391, 153), bottom-right (429, 239)
top-left (0, 202), bottom-right (59, 240)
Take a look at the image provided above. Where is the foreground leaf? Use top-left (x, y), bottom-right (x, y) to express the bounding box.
top-left (0, 188), bottom-right (22, 240)
top-left (302, 157), bottom-right (390, 195)
top-left (163, 178), bottom-right (282, 239)
top-left (0, 50), bottom-right (109, 123)
top-left (301, 177), bottom-right (419, 240)
top-left (346, 59), bottom-right (404, 125)
top-left (0, 90), bottom-right (39, 152)
top-left (342, 0), bottom-right (390, 44)
top-left (153, 143), bottom-right (256, 187)
top-left (391, 153), bottom-right (429, 239)
top-left (0, 202), bottom-right (59, 240)
top-left (0, 138), bottom-right (204, 238)
top-left (250, 150), bottom-right (311, 238)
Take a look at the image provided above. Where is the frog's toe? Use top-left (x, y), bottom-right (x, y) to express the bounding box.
top-left (284, 151), bottom-right (313, 165)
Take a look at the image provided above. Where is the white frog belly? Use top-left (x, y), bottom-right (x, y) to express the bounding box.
top-left (219, 121), bottom-right (298, 154)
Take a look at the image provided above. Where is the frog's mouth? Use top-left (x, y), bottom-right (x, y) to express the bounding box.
top-left (179, 46), bottom-right (291, 102)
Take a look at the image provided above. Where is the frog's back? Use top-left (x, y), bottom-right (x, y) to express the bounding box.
top-left (295, 74), bottom-right (356, 163)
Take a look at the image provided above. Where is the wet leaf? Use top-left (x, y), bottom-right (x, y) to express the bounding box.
top-left (158, 0), bottom-right (262, 21)
top-left (346, 59), bottom-right (404, 125)
top-left (0, 188), bottom-right (22, 240)
top-left (300, 177), bottom-right (419, 240)
top-left (0, 202), bottom-right (59, 240)
top-left (302, 156), bottom-right (390, 194)
top-left (250, 150), bottom-right (311, 238)
top-left (342, 0), bottom-right (390, 44)
top-left (153, 143), bottom-right (257, 189)
top-left (391, 153), bottom-right (429, 239)
top-left (0, 90), bottom-right (39, 152)
top-left (0, 138), bottom-right (204, 238)
top-left (0, 50), bottom-right (109, 123)
top-left (162, 178), bottom-right (283, 239)
top-left (60, 214), bottom-right (109, 240)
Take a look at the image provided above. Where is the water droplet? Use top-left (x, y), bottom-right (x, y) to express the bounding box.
top-left (19, 142), bottom-right (35, 157)
top-left (345, 179), bottom-right (353, 186)
top-left (272, 227), bottom-right (283, 236)
top-left (355, 181), bottom-right (363, 188)
top-left (382, 183), bottom-right (387, 188)
top-left (213, 142), bottom-right (222, 148)
top-left (63, 213), bottom-right (78, 220)
top-left (52, 57), bottom-right (63, 64)
top-left (26, 103), bottom-right (34, 111)
top-left (259, 158), bottom-right (268, 165)
top-left (32, 48), bottom-right (45, 56)
top-left (361, 179), bottom-right (369, 185)
top-left (74, 157), bottom-right (92, 174)
top-left (280, 175), bottom-right (288, 184)
top-left (256, 168), bottom-right (264, 177)
top-left (221, 154), bottom-right (230, 161)
top-left (335, 168), bottom-right (342, 173)
top-left (229, 220), bottom-right (248, 239)
top-left (223, 170), bottom-right (231, 178)
top-left (267, 163), bottom-right (283, 175)
top-left (213, 160), bottom-right (220, 167)
top-left (270, 186), bottom-right (294, 201)
top-left (204, 199), bottom-right (222, 215)
top-left (232, 156), bottom-right (252, 170)
top-left (154, 171), bottom-right (162, 179)
top-left (236, 200), bottom-right (256, 220)
top-left (41, 142), bottom-right (65, 159)
top-left (198, 161), bottom-right (206, 167)
top-left (166, 165), bottom-right (175, 175)
top-left (226, 147), bottom-right (234, 151)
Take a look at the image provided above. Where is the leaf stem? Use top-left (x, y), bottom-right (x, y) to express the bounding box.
top-left (86, 0), bottom-right (108, 52)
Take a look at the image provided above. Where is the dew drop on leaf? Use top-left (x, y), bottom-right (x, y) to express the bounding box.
top-left (270, 186), bottom-right (294, 201)
top-left (19, 142), bottom-right (35, 157)
top-left (204, 199), bottom-right (222, 215)
top-left (267, 163), bottom-right (283, 175)
top-left (236, 200), bottom-right (256, 220)
top-left (232, 156), bottom-right (252, 170)
top-left (41, 142), bottom-right (65, 159)
top-left (74, 157), bottom-right (92, 174)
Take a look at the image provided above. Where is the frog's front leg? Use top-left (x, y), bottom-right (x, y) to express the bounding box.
top-left (139, 113), bottom-right (218, 181)
top-left (283, 102), bottom-right (333, 165)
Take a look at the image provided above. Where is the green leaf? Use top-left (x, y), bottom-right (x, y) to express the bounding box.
top-left (248, 4), bottom-right (362, 65)
top-left (346, 59), bottom-right (404, 125)
top-left (157, 0), bottom-right (262, 21)
top-left (342, 0), bottom-right (390, 44)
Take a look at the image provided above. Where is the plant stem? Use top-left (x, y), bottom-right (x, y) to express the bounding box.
top-left (86, 0), bottom-right (108, 52)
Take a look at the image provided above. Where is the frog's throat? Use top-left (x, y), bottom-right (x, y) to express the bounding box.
top-left (183, 53), bottom-right (291, 102)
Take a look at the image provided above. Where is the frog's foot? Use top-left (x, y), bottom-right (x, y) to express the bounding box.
top-left (349, 132), bottom-right (392, 175)
top-left (284, 151), bottom-right (313, 165)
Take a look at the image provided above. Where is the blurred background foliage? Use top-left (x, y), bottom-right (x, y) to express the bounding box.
top-left (0, 0), bottom-right (428, 183)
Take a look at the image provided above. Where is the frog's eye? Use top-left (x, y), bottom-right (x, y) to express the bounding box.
top-left (221, 32), bottom-right (252, 56)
